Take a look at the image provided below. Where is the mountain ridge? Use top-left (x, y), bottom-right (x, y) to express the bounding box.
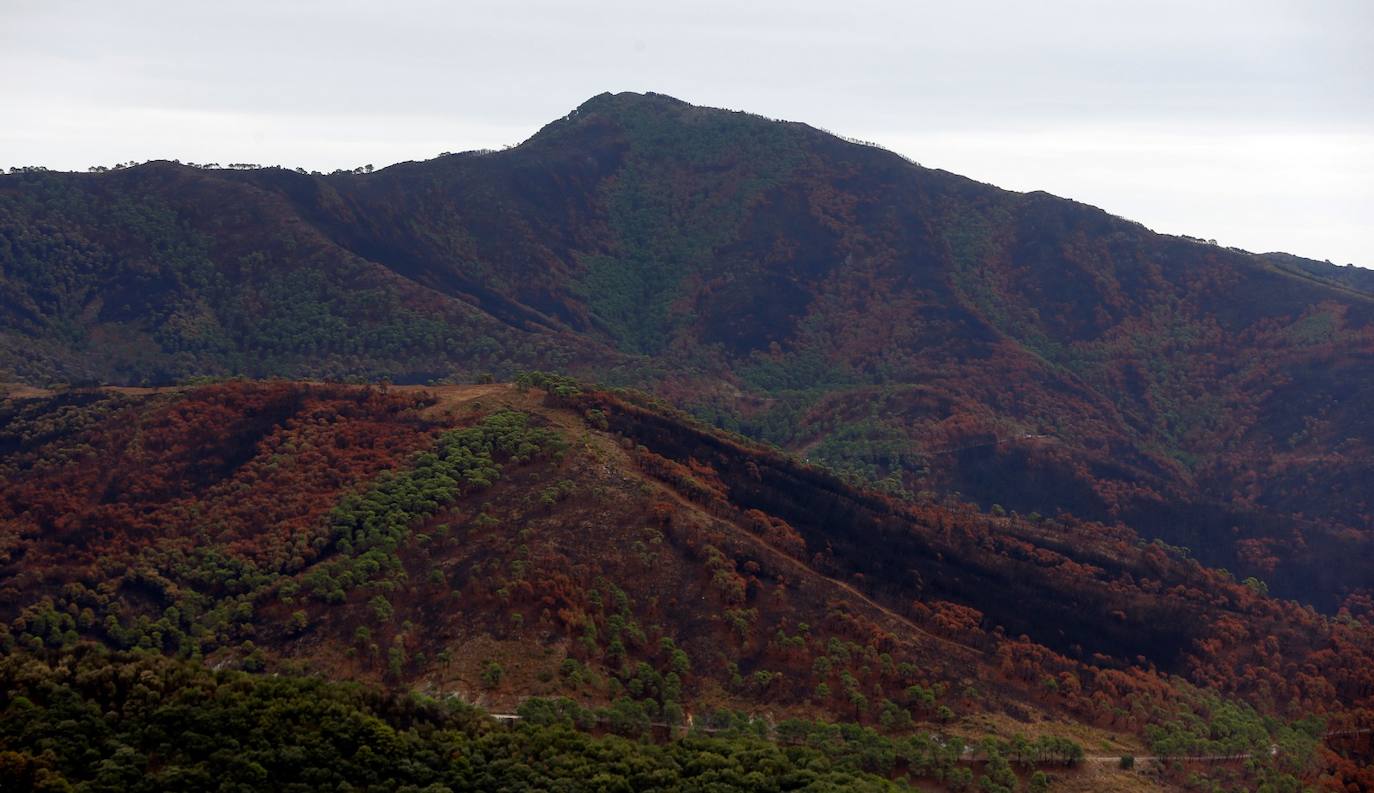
top-left (1, 92), bottom-right (1371, 614)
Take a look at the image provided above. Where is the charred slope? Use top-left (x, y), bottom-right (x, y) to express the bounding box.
top-left (2, 92), bottom-right (1372, 609)
top-left (1, 380), bottom-right (1371, 764)
top-left (578, 389), bottom-right (1200, 669)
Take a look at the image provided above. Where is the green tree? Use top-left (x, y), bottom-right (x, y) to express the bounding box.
top-left (368, 595), bottom-right (393, 622)
top-left (480, 660), bottom-right (503, 689)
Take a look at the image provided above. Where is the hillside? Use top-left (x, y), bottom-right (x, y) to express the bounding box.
top-left (2, 379), bottom-right (1372, 790)
top-left (1, 93), bottom-right (1370, 615)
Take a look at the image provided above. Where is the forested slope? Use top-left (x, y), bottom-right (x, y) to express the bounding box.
top-left (2, 379), bottom-right (1372, 790)
top-left (2, 93), bottom-right (1371, 609)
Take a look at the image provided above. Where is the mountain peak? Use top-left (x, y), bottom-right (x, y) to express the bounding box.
top-left (523, 91), bottom-right (763, 153)
top-left (570, 90), bottom-right (692, 116)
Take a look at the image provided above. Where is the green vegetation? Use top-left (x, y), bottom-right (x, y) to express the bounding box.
top-left (0, 398), bottom-right (566, 673)
top-left (306, 410), bottom-right (565, 601)
top-left (0, 648), bottom-right (917, 792)
top-left (513, 370), bottom-right (582, 397)
top-left (0, 170), bottom-right (549, 384)
top-left (1146, 690), bottom-right (1323, 790)
top-left (571, 97), bottom-right (805, 354)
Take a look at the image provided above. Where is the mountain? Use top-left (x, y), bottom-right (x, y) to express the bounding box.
top-left (5, 92), bottom-right (1371, 616)
top-left (2, 378), bottom-right (1371, 791)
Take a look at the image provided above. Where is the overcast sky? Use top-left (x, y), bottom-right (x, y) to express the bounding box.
top-left (3, 0), bottom-right (1370, 266)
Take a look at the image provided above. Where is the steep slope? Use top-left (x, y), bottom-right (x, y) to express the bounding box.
top-left (1, 92), bottom-right (1372, 611)
top-left (2, 380), bottom-right (1372, 791)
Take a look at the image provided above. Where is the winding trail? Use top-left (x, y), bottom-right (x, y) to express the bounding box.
top-left (1081, 748), bottom-right (1272, 764)
top-left (1078, 727), bottom-right (1374, 765)
top-left (486, 707), bottom-right (1370, 770)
